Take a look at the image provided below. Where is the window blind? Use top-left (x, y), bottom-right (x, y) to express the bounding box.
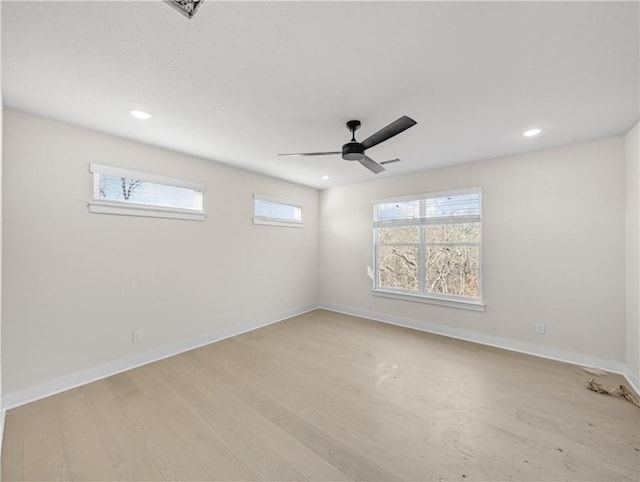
top-left (253, 194), bottom-right (302, 227)
top-left (374, 189), bottom-right (481, 227)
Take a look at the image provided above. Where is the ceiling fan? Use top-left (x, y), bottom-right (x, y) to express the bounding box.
top-left (278, 116), bottom-right (417, 174)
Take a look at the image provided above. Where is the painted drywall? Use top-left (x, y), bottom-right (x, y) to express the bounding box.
top-left (320, 137), bottom-right (626, 365)
top-left (2, 108), bottom-right (319, 395)
top-left (0, 0), bottom-right (4, 455)
top-left (625, 122), bottom-right (639, 385)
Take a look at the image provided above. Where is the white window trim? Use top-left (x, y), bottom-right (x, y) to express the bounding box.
top-left (89, 200), bottom-right (206, 221)
top-left (373, 186), bottom-right (481, 205)
top-left (372, 288), bottom-right (486, 312)
top-left (372, 187), bottom-right (484, 309)
top-left (253, 218), bottom-right (303, 228)
top-left (253, 194), bottom-right (303, 228)
top-left (88, 163), bottom-right (206, 221)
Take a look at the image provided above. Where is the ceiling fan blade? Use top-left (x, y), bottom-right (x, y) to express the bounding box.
top-left (278, 151), bottom-right (341, 157)
top-left (358, 155), bottom-right (386, 174)
top-left (361, 116), bottom-right (417, 150)
top-left (379, 158), bottom-right (401, 165)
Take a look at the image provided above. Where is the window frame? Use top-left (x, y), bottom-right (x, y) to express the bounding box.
top-left (88, 163), bottom-right (206, 221)
top-left (253, 194), bottom-right (303, 228)
top-left (372, 187), bottom-right (485, 311)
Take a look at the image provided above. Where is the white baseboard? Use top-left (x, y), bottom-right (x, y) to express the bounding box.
top-left (3, 304), bottom-right (318, 410)
top-left (319, 303), bottom-right (640, 396)
top-left (619, 364), bottom-right (640, 395)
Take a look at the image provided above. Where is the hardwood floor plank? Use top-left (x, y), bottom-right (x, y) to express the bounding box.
top-left (185, 348), bottom-right (405, 481)
top-left (191, 340), bottom-right (444, 480)
top-left (125, 364), bottom-right (260, 481)
top-left (161, 353), bottom-right (352, 481)
top-left (81, 380), bottom-right (166, 481)
top-left (1, 408), bottom-right (25, 481)
top-left (22, 450), bottom-right (68, 482)
top-left (55, 385), bottom-right (118, 481)
top-left (105, 372), bottom-right (213, 481)
top-left (19, 395), bottom-right (65, 471)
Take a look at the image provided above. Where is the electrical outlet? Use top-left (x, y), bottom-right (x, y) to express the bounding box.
top-left (284, 295), bottom-right (290, 305)
top-left (535, 323), bottom-right (545, 335)
top-left (132, 330), bottom-right (142, 343)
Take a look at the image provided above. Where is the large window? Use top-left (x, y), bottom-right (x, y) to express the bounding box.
top-left (89, 164), bottom-right (205, 221)
top-left (373, 188), bottom-right (483, 310)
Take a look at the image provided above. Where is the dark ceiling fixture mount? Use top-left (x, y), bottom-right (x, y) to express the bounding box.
top-left (165, 0), bottom-right (205, 19)
top-left (278, 116), bottom-right (417, 174)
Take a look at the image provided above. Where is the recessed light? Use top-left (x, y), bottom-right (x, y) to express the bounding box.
top-left (321, 175), bottom-right (330, 180)
top-left (130, 109), bottom-right (152, 120)
top-left (522, 128), bottom-right (542, 137)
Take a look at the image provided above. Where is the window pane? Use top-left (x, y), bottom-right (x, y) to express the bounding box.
top-left (377, 245), bottom-right (419, 291)
top-left (98, 174), bottom-right (201, 210)
top-left (377, 226), bottom-right (419, 244)
top-left (425, 223), bottom-right (480, 243)
top-left (425, 246), bottom-right (480, 298)
top-left (424, 193), bottom-right (481, 219)
top-left (254, 198), bottom-right (301, 222)
top-left (375, 200), bottom-right (421, 222)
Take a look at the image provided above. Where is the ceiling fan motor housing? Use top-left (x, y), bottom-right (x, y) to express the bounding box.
top-left (342, 142), bottom-right (365, 161)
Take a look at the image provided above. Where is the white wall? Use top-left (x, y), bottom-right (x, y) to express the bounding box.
top-left (320, 137), bottom-right (627, 369)
top-left (0, 0), bottom-right (4, 454)
top-left (625, 122), bottom-right (639, 386)
top-left (2, 108), bottom-right (319, 399)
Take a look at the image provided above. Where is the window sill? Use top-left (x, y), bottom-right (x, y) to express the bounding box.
top-left (253, 217), bottom-right (302, 228)
top-left (372, 289), bottom-right (485, 312)
top-left (89, 201), bottom-right (206, 221)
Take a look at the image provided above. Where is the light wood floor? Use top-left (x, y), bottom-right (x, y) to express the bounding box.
top-left (2, 309), bottom-right (639, 481)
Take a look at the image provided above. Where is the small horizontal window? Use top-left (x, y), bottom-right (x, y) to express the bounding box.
top-left (88, 164), bottom-right (205, 221)
top-left (253, 194), bottom-right (302, 227)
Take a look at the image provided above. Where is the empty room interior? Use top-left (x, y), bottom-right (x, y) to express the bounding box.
top-left (0, 1), bottom-right (639, 481)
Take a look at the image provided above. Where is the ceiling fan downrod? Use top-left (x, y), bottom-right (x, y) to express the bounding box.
top-left (343, 120), bottom-right (365, 161)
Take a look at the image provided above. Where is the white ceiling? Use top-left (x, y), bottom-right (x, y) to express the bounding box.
top-left (2, 1), bottom-right (638, 189)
